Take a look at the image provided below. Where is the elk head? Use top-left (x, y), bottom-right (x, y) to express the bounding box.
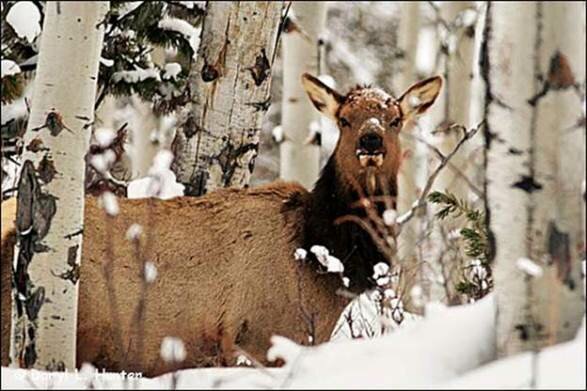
top-left (302, 74), bottom-right (442, 199)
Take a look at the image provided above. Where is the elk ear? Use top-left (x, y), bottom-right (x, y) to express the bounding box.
top-left (301, 73), bottom-right (345, 122)
top-left (398, 76), bottom-right (442, 120)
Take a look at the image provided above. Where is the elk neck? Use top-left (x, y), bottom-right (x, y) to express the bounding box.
top-left (304, 155), bottom-right (397, 293)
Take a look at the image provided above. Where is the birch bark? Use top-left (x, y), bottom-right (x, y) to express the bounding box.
top-left (434, 1), bottom-right (476, 197)
top-left (10, 1), bottom-right (108, 370)
top-left (395, 2), bottom-right (421, 270)
top-left (171, 2), bottom-right (282, 196)
top-left (279, 2), bottom-right (327, 189)
top-left (484, 1), bottom-right (585, 356)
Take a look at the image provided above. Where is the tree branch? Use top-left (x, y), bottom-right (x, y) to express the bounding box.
top-left (401, 125), bottom-right (484, 198)
top-left (397, 121), bottom-right (484, 227)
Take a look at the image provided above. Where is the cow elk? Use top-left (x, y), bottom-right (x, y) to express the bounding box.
top-left (1, 74), bottom-right (442, 376)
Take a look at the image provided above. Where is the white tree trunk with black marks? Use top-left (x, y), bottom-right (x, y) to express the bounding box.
top-left (10, 2), bottom-right (108, 370)
top-left (279, 2), bottom-right (327, 189)
top-left (171, 2), bottom-right (282, 196)
top-left (484, 2), bottom-right (585, 357)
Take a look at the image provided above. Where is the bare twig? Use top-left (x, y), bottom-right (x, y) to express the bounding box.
top-left (400, 128), bottom-right (483, 198)
top-left (397, 121), bottom-right (484, 227)
top-left (271, 1), bottom-right (293, 66)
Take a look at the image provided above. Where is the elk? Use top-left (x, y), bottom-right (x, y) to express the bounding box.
top-left (0, 74), bottom-right (441, 376)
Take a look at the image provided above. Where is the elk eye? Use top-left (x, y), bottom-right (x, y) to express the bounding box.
top-left (339, 117), bottom-right (351, 128)
top-left (389, 118), bottom-right (401, 129)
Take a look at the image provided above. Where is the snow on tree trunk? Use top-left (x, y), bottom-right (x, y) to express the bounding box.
top-left (10, 2), bottom-right (108, 370)
top-left (279, 2), bottom-right (327, 189)
top-left (484, 2), bottom-right (585, 357)
top-left (171, 2), bottom-right (282, 196)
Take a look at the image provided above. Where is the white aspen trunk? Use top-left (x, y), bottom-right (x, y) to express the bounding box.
top-left (435, 1), bottom-right (476, 196)
top-left (467, 3), bottom-right (488, 193)
top-left (393, 2), bottom-right (423, 303)
top-left (431, 1), bottom-right (476, 199)
top-left (10, 2), bottom-right (108, 370)
top-left (171, 2), bottom-right (282, 196)
top-left (485, 2), bottom-right (585, 357)
top-left (129, 95), bottom-right (160, 178)
top-left (391, 3), bottom-right (420, 97)
top-left (279, 2), bottom-right (327, 189)
top-left (468, 3), bottom-right (487, 129)
top-left (425, 1), bottom-right (477, 304)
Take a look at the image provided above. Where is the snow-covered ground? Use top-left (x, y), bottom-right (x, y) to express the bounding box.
top-left (2, 294), bottom-right (584, 389)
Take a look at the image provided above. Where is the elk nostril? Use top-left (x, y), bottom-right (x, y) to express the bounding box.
top-left (359, 133), bottom-right (383, 153)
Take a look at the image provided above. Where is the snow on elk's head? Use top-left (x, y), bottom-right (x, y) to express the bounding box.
top-left (302, 73), bottom-right (442, 196)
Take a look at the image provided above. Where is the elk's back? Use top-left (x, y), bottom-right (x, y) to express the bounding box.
top-left (1, 182), bottom-right (347, 376)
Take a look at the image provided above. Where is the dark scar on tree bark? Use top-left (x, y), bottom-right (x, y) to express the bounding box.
top-left (528, 51), bottom-right (577, 106)
top-left (511, 175), bottom-right (543, 193)
top-left (13, 160), bottom-right (57, 366)
top-left (25, 287), bottom-right (45, 321)
top-left (24, 334), bottom-right (37, 367)
top-left (182, 114), bottom-right (203, 139)
top-left (201, 60), bottom-right (220, 82)
top-left (546, 221), bottom-right (573, 288)
top-left (31, 111), bottom-right (72, 136)
top-left (37, 154), bottom-right (58, 184)
top-left (185, 170), bottom-right (210, 197)
top-left (308, 132), bottom-right (322, 146)
top-left (248, 48), bottom-right (270, 86)
top-left (26, 138), bottom-right (49, 153)
top-left (53, 245), bottom-right (80, 284)
top-left (245, 97), bottom-right (271, 112)
top-left (248, 155), bottom-right (256, 174)
top-left (64, 228), bottom-right (83, 239)
top-left (213, 141), bottom-right (259, 186)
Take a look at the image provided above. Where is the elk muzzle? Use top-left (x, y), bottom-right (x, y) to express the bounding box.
top-left (356, 118), bottom-right (386, 168)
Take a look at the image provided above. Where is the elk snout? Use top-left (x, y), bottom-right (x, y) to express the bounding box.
top-left (359, 133), bottom-right (383, 153)
top-left (356, 132), bottom-right (385, 168)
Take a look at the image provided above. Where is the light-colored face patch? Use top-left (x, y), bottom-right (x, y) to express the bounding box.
top-left (364, 117), bottom-right (382, 128)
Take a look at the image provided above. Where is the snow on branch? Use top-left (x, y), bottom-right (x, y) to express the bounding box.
top-left (158, 17), bottom-right (201, 55)
top-left (112, 66), bottom-right (161, 84)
